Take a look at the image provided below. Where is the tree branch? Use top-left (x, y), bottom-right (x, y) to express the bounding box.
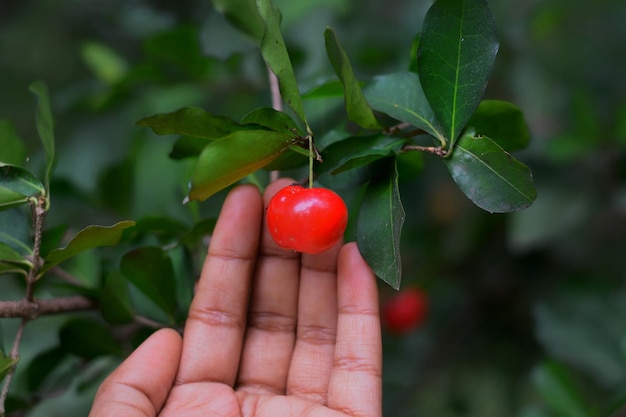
top-left (0, 296), bottom-right (97, 319)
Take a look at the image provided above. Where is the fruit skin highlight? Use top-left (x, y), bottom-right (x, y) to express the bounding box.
top-left (382, 288), bottom-right (428, 334)
top-left (266, 184), bottom-right (348, 254)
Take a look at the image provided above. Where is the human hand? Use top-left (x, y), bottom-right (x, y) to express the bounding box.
top-left (89, 178), bottom-right (382, 417)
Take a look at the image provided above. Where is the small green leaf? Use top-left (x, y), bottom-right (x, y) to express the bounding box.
top-left (59, 318), bottom-right (123, 359)
top-left (100, 271), bottom-right (135, 325)
top-left (0, 164), bottom-right (45, 202)
top-left (444, 129), bottom-right (536, 213)
top-left (0, 187), bottom-right (29, 211)
top-left (212, 0), bottom-right (265, 41)
top-left (29, 80), bottom-right (56, 193)
top-left (357, 159), bottom-right (405, 289)
top-left (0, 120), bottom-right (27, 166)
top-left (363, 72), bottom-right (445, 144)
top-left (532, 361), bottom-right (590, 417)
top-left (417, 0), bottom-right (499, 146)
top-left (42, 220), bottom-right (136, 274)
top-left (468, 100), bottom-right (530, 152)
top-left (120, 247), bottom-right (177, 321)
top-left (189, 130), bottom-right (293, 201)
top-left (241, 107), bottom-right (301, 133)
top-left (137, 107), bottom-right (260, 139)
top-left (0, 242), bottom-right (31, 270)
top-left (324, 28), bottom-right (382, 130)
top-left (257, 0), bottom-right (309, 131)
top-left (302, 79), bottom-right (346, 99)
top-left (320, 135), bottom-right (407, 175)
top-left (0, 352), bottom-right (18, 382)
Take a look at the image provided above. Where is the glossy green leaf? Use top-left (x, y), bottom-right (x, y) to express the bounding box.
top-left (357, 159), bottom-right (404, 289)
top-left (241, 107), bottom-right (301, 133)
top-left (0, 208), bottom-right (32, 255)
top-left (0, 242), bottom-right (31, 270)
top-left (42, 220), bottom-right (136, 274)
top-left (189, 130), bottom-right (293, 201)
top-left (363, 72), bottom-right (445, 145)
top-left (532, 361), bottom-right (590, 417)
top-left (320, 135), bottom-right (407, 175)
top-left (444, 130), bottom-right (536, 213)
top-left (212, 0), bottom-right (265, 41)
top-left (0, 187), bottom-right (29, 211)
top-left (324, 28), bottom-right (382, 130)
top-left (0, 352), bottom-right (18, 382)
top-left (468, 100), bottom-right (530, 152)
top-left (59, 318), bottom-right (123, 359)
top-left (417, 0), bottom-right (499, 147)
top-left (301, 80), bottom-right (346, 99)
top-left (0, 262), bottom-right (28, 276)
top-left (120, 247), bottom-right (177, 321)
top-left (0, 120), bottom-right (27, 166)
top-left (100, 271), bottom-right (135, 325)
top-left (257, 0), bottom-right (309, 130)
top-left (29, 80), bottom-right (56, 193)
top-left (0, 164), bottom-right (45, 203)
top-left (137, 107), bottom-right (261, 139)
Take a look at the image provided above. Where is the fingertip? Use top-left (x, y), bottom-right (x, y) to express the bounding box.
top-left (263, 177), bottom-right (297, 204)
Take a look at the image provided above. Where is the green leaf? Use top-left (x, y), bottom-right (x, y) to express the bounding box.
top-left (302, 79), bottom-right (346, 99)
top-left (241, 107), bottom-right (301, 133)
top-left (0, 120), bottom-right (27, 166)
top-left (319, 135), bottom-right (407, 175)
top-left (42, 220), bottom-right (136, 274)
top-left (357, 159), bottom-right (405, 289)
top-left (257, 0), bottom-right (309, 131)
top-left (532, 361), bottom-right (590, 417)
top-left (100, 271), bottom-right (135, 325)
top-left (0, 164), bottom-right (45, 202)
top-left (120, 247), bottom-right (178, 321)
top-left (138, 107), bottom-right (261, 139)
top-left (59, 318), bottom-right (123, 359)
top-left (468, 100), bottom-right (531, 152)
top-left (324, 27), bottom-right (382, 130)
top-left (0, 242), bottom-right (31, 270)
top-left (189, 130), bottom-right (293, 201)
top-left (444, 129), bottom-right (536, 213)
top-left (29, 80), bottom-right (56, 193)
top-left (417, 0), bottom-right (499, 147)
top-left (363, 72), bottom-right (445, 144)
top-left (0, 208), bottom-right (32, 255)
top-left (0, 352), bottom-right (18, 383)
top-left (212, 0), bottom-right (265, 41)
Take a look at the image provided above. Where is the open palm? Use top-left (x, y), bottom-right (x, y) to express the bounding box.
top-left (89, 179), bottom-right (382, 417)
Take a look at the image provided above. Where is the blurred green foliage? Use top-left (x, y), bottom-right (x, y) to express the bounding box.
top-left (0, 0), bottom-right (625, 416)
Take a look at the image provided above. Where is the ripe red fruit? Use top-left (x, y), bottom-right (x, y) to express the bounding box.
top-left (266, 184), bottom-right (348, 254)
top-left (382, 288), bottom-right (428, 334)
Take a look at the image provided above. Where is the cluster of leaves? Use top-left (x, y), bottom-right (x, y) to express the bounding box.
top-left (138, 0), bottom-right (536, 289)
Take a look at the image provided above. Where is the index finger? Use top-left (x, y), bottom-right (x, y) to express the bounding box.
top-left (176, 184), bottom-right (263, 386)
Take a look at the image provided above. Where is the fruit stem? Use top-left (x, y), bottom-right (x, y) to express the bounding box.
top-left (308, 134), bottom-right (314, 188)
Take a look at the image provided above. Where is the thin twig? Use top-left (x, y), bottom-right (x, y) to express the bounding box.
top-left (402, 144), bottom-right (448, 157)
top-left (267, 64), bottom-right (282, 183)
top-left (0, 319), bottom-right (27, 416)
top-left (0, 296), bottom-right (97, 319)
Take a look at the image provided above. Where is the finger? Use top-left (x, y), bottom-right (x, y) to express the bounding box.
top-left (176, 184), bottom-right (263, 386)
top-left (286, 240), bottom-right (341, 404)
top-left (236, 178), bottom-right (301, 395)
top-left (89, 329), bottom-right (182, 417)
top-left (328, 243), bottom-right (382, 417)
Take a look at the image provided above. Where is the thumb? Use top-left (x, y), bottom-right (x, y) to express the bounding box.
top-left (89, 328), bottom-right (182, 417)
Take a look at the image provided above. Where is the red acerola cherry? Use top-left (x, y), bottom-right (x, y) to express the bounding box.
top-left (266, 184), bottom-right (348, 254)
top-left (382, 288), bottom-right (428, 334)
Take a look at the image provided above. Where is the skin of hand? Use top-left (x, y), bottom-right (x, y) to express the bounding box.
top-left (88, 178), bottom-right (382, 417)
